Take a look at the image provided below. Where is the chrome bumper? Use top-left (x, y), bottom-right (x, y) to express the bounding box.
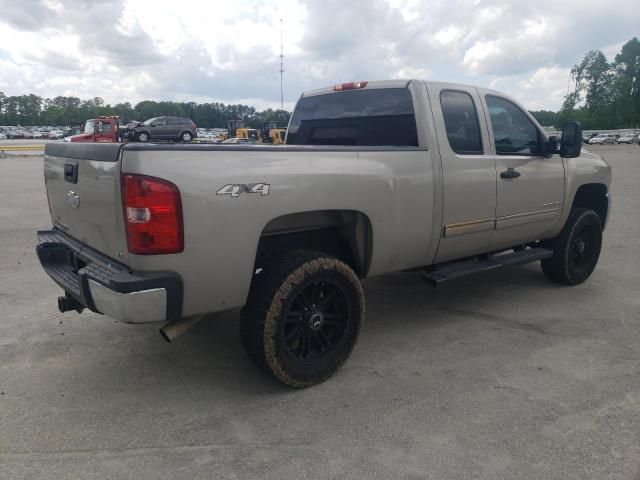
top-left (36, 229), bottom-right (182, 324)
top-left (88, 280), bottom-right (168, 324)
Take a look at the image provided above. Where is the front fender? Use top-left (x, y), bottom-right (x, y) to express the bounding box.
top-left (559, 149), bottom-right (612, 230)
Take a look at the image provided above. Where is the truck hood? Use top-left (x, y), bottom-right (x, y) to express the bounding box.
top-left (68, 133), bottom-right (92, 142)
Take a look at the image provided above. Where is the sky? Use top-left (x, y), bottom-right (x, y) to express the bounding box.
top-left (0, 0), bottom-right (638, 112)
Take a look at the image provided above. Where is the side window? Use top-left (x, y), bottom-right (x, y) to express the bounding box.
top-left (486, 96), bottom-right (541, 155)
top-left (100, 122), bottom-right (112, 133)
top-left (154, 118), bottom-right (166, 126)
top-left (440, 90), bottom-right (483, 154)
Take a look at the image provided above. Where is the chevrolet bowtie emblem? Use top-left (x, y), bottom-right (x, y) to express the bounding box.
top-left (67, 190), bottom-right (80, 208)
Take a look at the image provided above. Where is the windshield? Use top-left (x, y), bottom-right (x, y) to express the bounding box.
top-left (143, 117), bottom-right (159, 126)
top-left (287, 88), bottom-right (418, 146)
top-left (83, 120), bottom-right (95, 134)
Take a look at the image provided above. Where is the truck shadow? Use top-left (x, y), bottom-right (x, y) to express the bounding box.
top-left (157, 263), bottom-right (558, 390)
top-left (62, 263), bottom-right (567, 397)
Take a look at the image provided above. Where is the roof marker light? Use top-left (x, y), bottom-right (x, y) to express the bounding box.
top-left (334, 81), bottom-right (368, 91)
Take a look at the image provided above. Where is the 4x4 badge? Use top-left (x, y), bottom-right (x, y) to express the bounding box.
top-left (216, 183), bottom-right (270, 197)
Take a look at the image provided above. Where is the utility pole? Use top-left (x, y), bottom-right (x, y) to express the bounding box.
top-left (279, 18), bottom-right (284, 114)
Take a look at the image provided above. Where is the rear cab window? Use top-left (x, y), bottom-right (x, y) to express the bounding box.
top-left (286, 88), bottom-right (419, 147)
top-left (440, 90), bottom-right (483, 154)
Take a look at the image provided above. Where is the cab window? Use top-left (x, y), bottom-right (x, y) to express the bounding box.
top-left (83, 120), bottom-right (95, 134)
top-left (486, 95), bottom-right (541, 155)
top-left (440, 90), bottom-right (483, 155)
top-left (287, 88), bottom-right (418, 147)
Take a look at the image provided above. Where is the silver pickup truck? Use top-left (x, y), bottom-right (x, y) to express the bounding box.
top-left (37, 79), bottom-right (611, 387)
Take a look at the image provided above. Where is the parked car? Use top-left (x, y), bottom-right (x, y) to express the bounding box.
top-left (131, 116), bottom-right (197, 142)
top-left (6, 130), bottom-right (25, 139)
top-left (0, 133), bottom-right (6, 140)
top-left (221, 137), bottom-right (258, 144)
top-left (36, 79), bottom-right (611, 387)
top-left (588, 134), bottom-right (617, 145)
top-left (48, 130), bottom-right (65, 140)
top-left (617, 134), bottom-right (636, 144)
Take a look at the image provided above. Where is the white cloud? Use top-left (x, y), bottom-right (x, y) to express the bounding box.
top-left (0, 0), bottom-right (639, 111)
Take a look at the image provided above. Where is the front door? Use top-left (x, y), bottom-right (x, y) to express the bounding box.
top-left (479, 93), bottom-right (565, 250)
top-left (428, 84), bottom-right (498, 263)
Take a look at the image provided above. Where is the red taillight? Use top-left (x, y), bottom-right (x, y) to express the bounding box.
top-left (334, 81), bottom-right (368, 91)
top-left (122, 174), bottom-right (183, 255)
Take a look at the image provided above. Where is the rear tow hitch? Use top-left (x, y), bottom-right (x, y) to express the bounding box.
top-left (58, 294), bottom-right (84, 313)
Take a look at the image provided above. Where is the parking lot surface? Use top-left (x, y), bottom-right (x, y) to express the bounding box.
top-left (1, 145), bottom-right (639, 479)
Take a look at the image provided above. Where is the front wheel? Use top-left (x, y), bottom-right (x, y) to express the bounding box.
top-left (240, 250), bottom-right (365, 388)
top-left (541, 208), bottom-right (602, 285)
top-left (137, 132), bottom-right (149, 142)
top-left (181, 131), bottom-right (193, 142)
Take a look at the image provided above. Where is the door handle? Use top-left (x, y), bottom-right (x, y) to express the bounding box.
top-left (64, 162), bottom-right (78, 183)
top-left (500, 168), bottom-right (521, 179)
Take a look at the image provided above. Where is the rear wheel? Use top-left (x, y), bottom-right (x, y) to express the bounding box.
top-left (240, 250), bottom-right (365, 387)
top-left (541, 208), bottom-right (602, 285)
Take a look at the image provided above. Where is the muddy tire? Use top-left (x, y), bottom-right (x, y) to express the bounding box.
top-left (541, 208), bottom-right (602, 285)
top-left (240, 250), bottom-right (365, 388)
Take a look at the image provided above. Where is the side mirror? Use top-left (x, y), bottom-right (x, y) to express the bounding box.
top-left (544, 135), bottom-right (559, 158)
top-left (560, 121), bottom-right (582, 158)
top-left (150, 123), bottom-right (156, 127)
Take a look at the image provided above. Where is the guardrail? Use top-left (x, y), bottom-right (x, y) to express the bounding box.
top-left (0, 144), bottom-right (45, 157)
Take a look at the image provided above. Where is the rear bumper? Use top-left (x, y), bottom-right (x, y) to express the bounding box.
top-left (36, 229), bottom-right (182, 324)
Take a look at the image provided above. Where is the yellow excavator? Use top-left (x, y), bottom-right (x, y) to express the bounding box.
top-left (260, 121), bottom-right (287, 144)
top-left (226, 120), bottom-right (286, 144)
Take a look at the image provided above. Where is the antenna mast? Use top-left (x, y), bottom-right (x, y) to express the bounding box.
top-left (279, 18), bottom-right (284, 113)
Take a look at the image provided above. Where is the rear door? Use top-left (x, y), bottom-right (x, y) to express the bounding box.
top-left (166, 117), bottom-right (181, 139)
top-left (43, 143), bottom-right (129, 261)
top-left (427, 84), bottom-right (497, 262)
top-left (479, 93), bottom-right (564, 250)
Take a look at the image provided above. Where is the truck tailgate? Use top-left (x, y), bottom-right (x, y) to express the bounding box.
top-left (43, 143), bottom-right (129, 261)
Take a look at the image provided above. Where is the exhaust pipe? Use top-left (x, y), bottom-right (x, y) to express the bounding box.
top-left (58, 294), bottom-right (84, 313)
top-left (159, 315), bottom-right (203, 343)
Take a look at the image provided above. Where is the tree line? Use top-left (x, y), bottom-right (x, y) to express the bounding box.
top-left (0, 93), bottom-right (290, 129)
top-left (551, 37), bottom-right (640, 130)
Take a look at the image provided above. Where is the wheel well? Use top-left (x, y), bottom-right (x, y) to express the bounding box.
top-left (572, 183), bottom-right (608, 228)
top-left (254, 210), bottom-right (373, 277)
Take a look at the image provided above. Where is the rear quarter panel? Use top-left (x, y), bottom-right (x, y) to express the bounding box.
top-left (121, 145), bottom-right (438, 317)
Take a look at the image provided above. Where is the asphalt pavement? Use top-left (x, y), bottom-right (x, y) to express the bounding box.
top-left (0, 145), bottom-right (639, 479)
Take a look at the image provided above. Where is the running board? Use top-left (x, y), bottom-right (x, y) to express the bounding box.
top-left (421, 247), bottom-right (553, 286)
